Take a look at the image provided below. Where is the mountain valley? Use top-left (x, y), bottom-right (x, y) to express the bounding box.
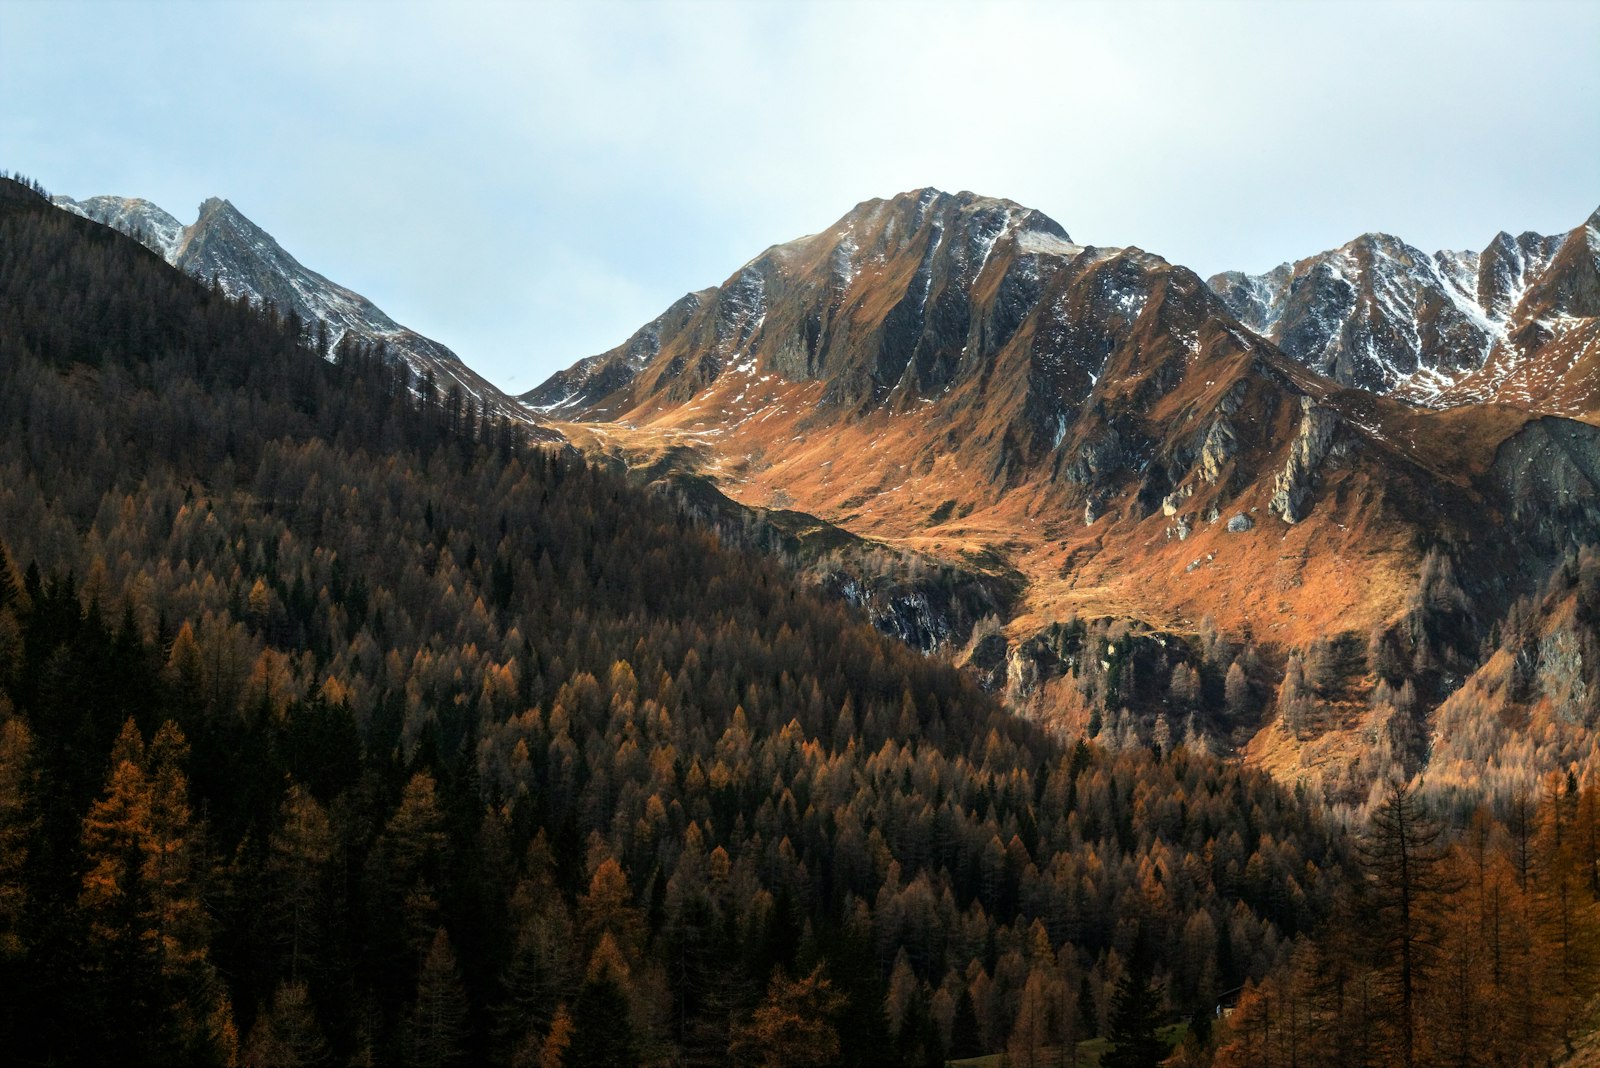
top-left (10, 2), bottom-right (1600, 1062)
top-left (3, 169), bottom-right (1599, 1066)
top-left (44, 180), bottom-right (1600, 810)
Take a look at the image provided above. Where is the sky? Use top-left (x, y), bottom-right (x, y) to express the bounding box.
top-left (3, 0), bottom-right (1598, 393)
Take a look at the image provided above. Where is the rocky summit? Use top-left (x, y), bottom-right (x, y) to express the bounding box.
top-left (1209, 206), bottom-right (1600, 420)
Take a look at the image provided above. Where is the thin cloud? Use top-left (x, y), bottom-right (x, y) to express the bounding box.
top-left (3, 0), bottom-right (1596, 391)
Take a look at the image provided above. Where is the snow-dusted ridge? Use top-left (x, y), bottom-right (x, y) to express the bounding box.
top-left (1207, 215), bottom-right (1596, 409)
top-left (52, 192), bottom-right (527, 422)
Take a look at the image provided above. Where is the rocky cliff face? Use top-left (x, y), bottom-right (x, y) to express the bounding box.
top-left (1269, 398), bottom-right (1343, 523)
top-left (1491, 417), bottom-right (1600, 530)
top-left (524, 189), bottom-right (1091, 417)
top-left (533, 187), bottom-right (1600, 793)
top-left (52, 193), bottom-right (524, 421)
top-left (1210, 233), bottom-right (1513, 395)
top-left (1209, 207), bottom-right (1600, 423)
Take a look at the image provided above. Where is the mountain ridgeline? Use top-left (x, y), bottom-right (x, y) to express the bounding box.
top-left (1208, 208), bottom-right (1600, 416)
top-left (50, 191), bottom-right (527, 424)
top-left (524, 188), bottom-right (1600, 813)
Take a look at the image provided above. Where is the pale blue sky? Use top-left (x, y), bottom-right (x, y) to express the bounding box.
top-left (3, 0), bottom-right (1597, 392)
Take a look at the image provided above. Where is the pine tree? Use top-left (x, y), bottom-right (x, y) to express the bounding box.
top-left (949, 984), bottom-right (983, 1058)
top-left (267, 782), bottom-right (335, 982)
top-left (1278, 654), bottom-right (1311, 738)
top-left (534, 1003), bottom-right (573, 1068)
top-left (369, 770), bottom-right (449, 965)
top-left (404, 928), bottom-right (469, 1068)
top-left (79, 719), bottom-right (234, 1064)
top-left (143, 722), bottom-right (209, 980)
top-left (1008, 962), bottom-right (1060, 1068)
top-left (1357, 777), bottom-right (1457, 1068)
top-left (577, 855), bottom-right (642, 959)
top-left (1103, 941), bottom-right (1167, 1068)
top-left (567, 934), bottom-right (637, 1068)
top-left (0, 716), bottom-right (34, 962)
top-left (79, 718), bottom-right (157, 1051)
top-left (1076, 974), bottom-right (1098, 1039)
top-left (245, 980), bottom-right (328, 1068)
top-left (729, 965), bottom-right (846, 1068)
top-left (1225, 662), bottom-right (1251, 717)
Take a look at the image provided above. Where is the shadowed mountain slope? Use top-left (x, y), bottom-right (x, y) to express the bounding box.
top-left (0, 173), bottom-right (1366, 1067)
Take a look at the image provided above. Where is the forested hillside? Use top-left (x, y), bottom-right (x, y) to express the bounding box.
top-left (1212, 777), bottom-right (1600, 1068)
top-left (1, 173), bottom-right (1596, 1068)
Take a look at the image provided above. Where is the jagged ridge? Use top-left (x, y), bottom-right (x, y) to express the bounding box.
top-left (1208, 204), bottom-right (1600, 421)
top-left (528, 186), bottom-right (1600, 792)
top-left (51, 192), bottom-right (526, 421)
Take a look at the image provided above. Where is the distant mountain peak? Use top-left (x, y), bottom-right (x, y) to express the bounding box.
top-left (1205, 204), bottom-right (1600, 423)
top-left (193, 196), bottom-right (249, 226)
top-left (826, 187), bottom-right (1075, 257)
top-left (51, 189), bottom-right (531, 424)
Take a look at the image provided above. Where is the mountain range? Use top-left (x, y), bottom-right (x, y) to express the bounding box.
top-left (51, 183), bottom-right (1600, 800)
top-left (11, 171), bottom-right (1600, 1064)
top-left (1209, 209), bottom-right (1600, 418)
top-left (522, 187), bottom-right (1600, 799)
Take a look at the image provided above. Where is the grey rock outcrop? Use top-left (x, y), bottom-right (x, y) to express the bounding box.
top-left (1199, 417), bottom-right (1238, 483)
top-left (1161, 483), bottom-right (1194, 516)
top-left (1489, 417), bottom-right (1600, 558)
top-left (1270, 397), bottom-right (1340, 523)
top-left (1065, 429), bottom-right (1130, 486)
top-left (1006, 643), bottom-right (1040, 700)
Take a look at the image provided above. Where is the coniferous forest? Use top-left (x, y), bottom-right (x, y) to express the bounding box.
top-left (1, 171), bottom-right (1598, 1068)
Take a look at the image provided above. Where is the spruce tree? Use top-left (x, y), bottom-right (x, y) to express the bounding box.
top-left (567, 970), bottom-right (636, 1068)
top-left (949, 985), bottom-right (983, 1058)
top-left (1076, 975), bottom-right (1097, 1038)
top-left (267, 781), bottom-right (335, 982)
top-left (1103, 941), bottom-right (1166, 1068)
top-left (404, 928), bottom-right (469, 1068)
top-left (245, 980), bottom-right (328, 1068)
